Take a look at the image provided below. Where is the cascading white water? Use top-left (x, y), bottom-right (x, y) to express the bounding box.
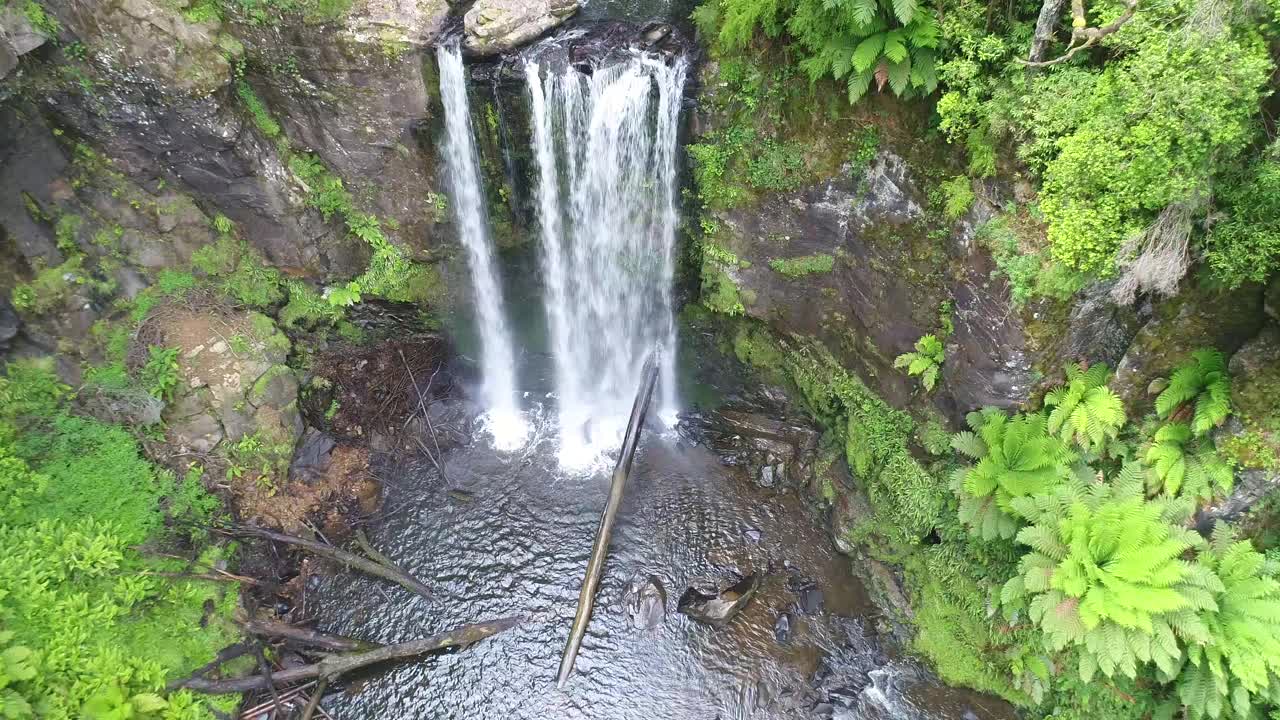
top-left (437, 43), bottom-right (527, 450)
top-left (525, 53), bottom-right (688, 467)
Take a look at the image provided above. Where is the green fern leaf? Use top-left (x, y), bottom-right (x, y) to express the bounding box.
top-left (851, 33), bottom-right (885, 72)
top-left (882, 29), bottom-right (908, 63)
top-left (889, 0), bottom-right (916, 24)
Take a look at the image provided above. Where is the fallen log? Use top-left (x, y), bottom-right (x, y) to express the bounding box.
top-left (176, 617), bottom-right (520, 694)
top-left (242, 618), bottom-right (380, 654)
top-left (557, 353), bottom-right (659, 687)
top-left (222, 526), bottom-right (432, 601)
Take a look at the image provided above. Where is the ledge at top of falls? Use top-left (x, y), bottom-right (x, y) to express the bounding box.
top-left (464, 0), bottom-right (582, 57)
top-left (464, 19), bottom-right (693, 89)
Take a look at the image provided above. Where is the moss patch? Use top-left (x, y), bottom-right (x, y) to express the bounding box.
top-left (769, 253), bottom-right (835, 278)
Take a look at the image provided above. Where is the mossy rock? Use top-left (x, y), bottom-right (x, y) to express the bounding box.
top-left (1112, 281), bottom-right (1266, 413)
top-left (1226, 324), bottom-right (1280, 470)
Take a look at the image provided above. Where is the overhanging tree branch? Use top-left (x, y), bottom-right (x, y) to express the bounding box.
top-left (1021, 0), bottom-right (1139, 67)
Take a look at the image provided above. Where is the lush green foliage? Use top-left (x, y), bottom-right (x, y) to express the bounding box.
top-left (139, 347), bottom-right (181, 402)
top-left (975, 212), bottom-right (1087, 307)
top-left (175, 0), bottom-right (352, 25)
top-left (1157, 349), bottom-right (1232, 436)
top-left (0, 361), bottom-right (237, 720)
top-left (695, 0), bottom-right (940, 103)
top-left (893, 333), bottom-right (944, 391)
top-left (934, 0), bottom-right (1276, 285)
top-left (1178, 526), bottom-right (1280, 720)
top-left (1144, 423), bottom-right (1233, 503)
top-left (950, 409), bottom-right (1075, 539)
top-left (938, 175), bottom-right (974, 219)
top-left (1204, 144), bottom-right (1280, 288)
top-left (1044, 363), bottom-right (1125, 455)
top-left (1003, 469), bottom-right (1215, 681)
top-left (1035, 31), bottom-right (1271, 273)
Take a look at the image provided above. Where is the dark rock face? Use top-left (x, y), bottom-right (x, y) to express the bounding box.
top-left (677, 393), bottom-right (820, 488)
top-left (677, 572), bottom-right (762, 625)
top-left (712, 152), bottom-right (1034, 423)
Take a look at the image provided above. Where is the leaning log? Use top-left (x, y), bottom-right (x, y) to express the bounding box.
top-left (223, 526), bottom-right (432, 600)
top-left (176, 617), bottom-right (520, 694)
top-left (557, 354), bottom-right (659, 687)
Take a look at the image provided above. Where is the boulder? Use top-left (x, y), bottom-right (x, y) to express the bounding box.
top-left (677, 573), bottom-right (762, 625)
top-left (43, 0), bottom-right (234, 97)
top-left (463, 0), bottom-right (579, 57)
top-left (624, 575), bottom-right (666, 630)
top-left (160, 309), bottom-right (302, 464)
top-left (1, 4), bottom-right (48, 81)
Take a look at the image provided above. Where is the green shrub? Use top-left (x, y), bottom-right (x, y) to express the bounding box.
top-left (698, 0), bottom-right (940, 103)
top-left (939, 175), bottom-right (974, 220)
top-left (1002, 466), bottom-right (1214, 682)
top-left (1043, 363), bottom-right (1125, 454)
top-left (236, 81), bottom-right (280, 139)
top-left (1205, 147), bottom-right (1280, 288)
top-left (140, 346), bottom-right (181, 402)
top-left (1038, 32), bottom-right (1269, 273)
top-left (1144, 423), bottom-right (1233, 503)
top-left (950, 409), bottom-right (1075, 540)
top-left (746, 139), bottom-right (806, 191)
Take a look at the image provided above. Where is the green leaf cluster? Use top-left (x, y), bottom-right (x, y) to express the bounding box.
top-left (893, 333), bottom-right (944, 391)
top-left (1044, 363), bottom-right (1125, 454)
top-left (695, 0), bottom-right (939, 104)
top-left (1156, 349), bottom-right (1232, 436)
top-left (950, 409), bottom-right (1077, 540)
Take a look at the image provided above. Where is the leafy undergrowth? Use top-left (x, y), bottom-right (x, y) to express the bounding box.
top-left (0, 361), bottom-right (239, 720)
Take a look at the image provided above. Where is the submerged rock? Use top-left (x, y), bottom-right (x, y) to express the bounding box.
top-left (464, 0), bottom-right (579, 57)
top-left (774, 612), bottom-right (792, 643)
top-left (625, 575), bottom-right (667, 629)
top-left (677, 573), bottom-right (762, 625)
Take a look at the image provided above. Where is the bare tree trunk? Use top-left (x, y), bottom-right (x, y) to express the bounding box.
top-left (175, 618), bottom-right (520, 694)
top-left (1028, 0), bottom-right (1068, 65)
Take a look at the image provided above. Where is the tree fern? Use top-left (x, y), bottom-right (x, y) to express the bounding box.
top-left (950, 409), bottom-right (1075, 540)
top-left (1156, 349), bottom-right (1231, 436)
top-left (894, 334), bottom-right (944, 391)
top-left (1004, 471), bottom-right (1216, 680)
top-left (1144, 423), bottom-right (1234, 503)
top-left (1044, 363), bottom-right (1126, 454)
top-left (1177, 526), bottom-right (1280, 720)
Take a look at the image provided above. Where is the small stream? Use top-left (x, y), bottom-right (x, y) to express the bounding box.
top-left (307, 407), bottom-right (1013, 719)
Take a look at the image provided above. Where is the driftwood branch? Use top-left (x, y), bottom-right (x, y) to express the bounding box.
top-left (242, 617), bottom-right (380, 653)
top-left (300, 679), bottom-right (328, 720)
top-left (355, 529), bottom-right (406, 576)
top-left (1021, 0), bottom-right (1139, 66)
top-left (175, 618), bottom-right (520, 694)
top-left (223, 526), bottom-right (432, 601)
top-left (399, 349), bottom-right (450, 484)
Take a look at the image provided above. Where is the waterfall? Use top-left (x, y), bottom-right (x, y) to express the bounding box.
top-left (525, 54), bottom-right (688, 467)
top-left (436, 43), bottom-right (526, 450)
